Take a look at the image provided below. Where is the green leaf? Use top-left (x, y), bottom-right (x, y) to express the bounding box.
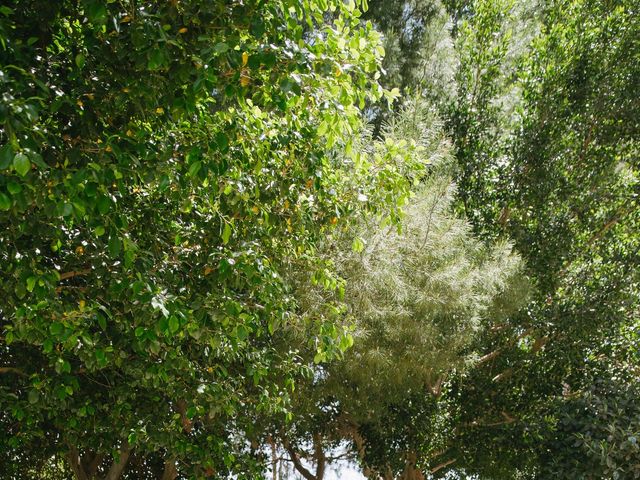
top-left (188, 161), bottom-right (202, 177)
top-left (0, 192), bottom-right (11, 211)
top-left (148, 49), bottom-right (167, 70)
top-left (0, 144), bottom-right (13, 169)
top-left (73, 201), bottom-right (86, 216)
top-left (75, 53), bottom-right (86, 69)
top-left (215, 132), bottom-right (229, 152)
top-left (96, 195), bottom-right (111, 214)
top-left (13, 152), bottom-right (31, 176)
top-left (59, 203), bottom-right (73, 217)
top-left (134, 326), bottom-right (145, 337)
top-left (214, 42), bottom-right (229, 53)
top-left (28, 389), bottom-right (40, 405)
top-left (50, 322), bottom-right (64, 336)
top-left (26, 276), bottom-right (37, 292)
top-left (27, 150), bottom-right (48, 169)
top-left (222, 223), bottom-right (232, 244)
top-left (108, 234), bottom-right (121, 257)
top-left (85, 0), bottom-right (107, 25)
top-left (168, 315), bottom-right (179, 334)
top-left (95, 349), bottom-right (106, 365)
top-left (235, 324), bottom-right (249, 341)
top-left (352, 237), bottom-right (365, 253)
top-left (7, 181), bottom-right (22, 194)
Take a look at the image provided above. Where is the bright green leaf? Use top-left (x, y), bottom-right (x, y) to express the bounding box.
top-left (13, 153), bottom-right (31, 176)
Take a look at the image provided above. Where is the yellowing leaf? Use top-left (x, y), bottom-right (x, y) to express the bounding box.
top-left (242, 52), bottom-right (249, 66)
top-left (178, 27), bottom-right (188, 34)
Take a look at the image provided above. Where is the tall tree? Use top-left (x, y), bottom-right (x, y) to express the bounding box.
top-left (437, 0), bottom-right (640, 477)
top-left (270, 102), bottom-right (528, 480)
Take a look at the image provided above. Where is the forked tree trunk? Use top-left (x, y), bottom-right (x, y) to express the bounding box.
top-left (66, 444), bottom-right (131, 480)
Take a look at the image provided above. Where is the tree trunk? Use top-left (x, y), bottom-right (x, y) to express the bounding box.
top-left (67, 446), bottom-right (89, 480)
top-left (160, 460), bottom-right (178, 480)
top-left (104, 445), bottom-right (131, 480)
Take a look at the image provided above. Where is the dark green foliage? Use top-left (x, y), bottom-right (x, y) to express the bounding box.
top-left (441, 0), bottom-right (640, 477)
top-left (361, 0), bottom-right (454, 133)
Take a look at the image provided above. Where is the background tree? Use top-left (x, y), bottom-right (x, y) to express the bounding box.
top-left (277, 0), bottom-right (640, 478)
top-left (269, 101), bottom-right (528, 480)
top-left (433, 0), bottom-right (640, 477)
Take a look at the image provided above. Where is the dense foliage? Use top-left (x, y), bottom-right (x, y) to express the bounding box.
top-left (0, 1), bottom-right (416, 478)
top-left (1, 0), bottom-right (638, 479)
top-left (270, 102), bottom-right (528, 480)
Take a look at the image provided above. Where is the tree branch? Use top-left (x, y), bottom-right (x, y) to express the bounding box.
top-left (66, 445), bottom-right (89, 480)
top-left (468, 411), bottom-right (517, 428)
top-left (175, 399), bottom-right (193, 433)
top-left (430, 458), bottom-right (456, 474)
top-left (59, 269), bottom-right (92, 281)
top-left (160, 460), bottom-right (178, 480)
top-left (104, 445), bottom-right (130, 480)
top-left (338, 417), bottom-right (367, 463)
top-left (492, 368), bottom-right (513, 382)
top-left (0, 367), bottom-right (28, 377)
top-left (86, 452), bottom-right (104, 478)
top-left (281, 435), bottom-right (317, 480)
top-left (313, 433), bottom-right (326, 480)
top-left (268, 436), bottom-right (278, 480)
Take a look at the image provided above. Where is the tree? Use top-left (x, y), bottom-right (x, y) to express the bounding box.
top-left (276, 0), bottom-right (640, 477)
top-left (0, 1), bottom-right (415, 478)
top-left (432, 0), bottom-right (640, 477)
top-left (270, 101), bottom-right (528, 480)
top-left (360, 0), bottom-right (456, 134)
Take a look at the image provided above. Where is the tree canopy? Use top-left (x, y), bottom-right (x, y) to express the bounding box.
top-left (1, 0), bottom-right (638, 479)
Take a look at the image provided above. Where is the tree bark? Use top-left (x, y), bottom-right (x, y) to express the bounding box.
top-left (67, 446), bottom-right (89, 480)
top-left (86, 452), bottom-right (105, 478)
top-left (312, 433), bottom-right (326, 480)
top-left (104, 445), bottom-right (131, 480)
top-left (430, 458), bottom-right (456, 474)
top-left (160, 460), bottom-right (178, 480)
top-left (282, 436), bottom-right (317, 480)
top-left (269, 437), bottom-right (278, 480)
